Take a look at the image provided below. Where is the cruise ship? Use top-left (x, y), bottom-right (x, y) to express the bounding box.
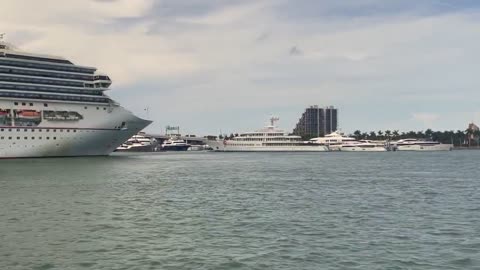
top-left (207, 117), bottom-right (329, 152)
top-left (0, 39), bottom-right (151, 158)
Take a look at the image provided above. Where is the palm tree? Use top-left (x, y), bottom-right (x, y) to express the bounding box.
top-left (465, 128), bottom-right (474, 147)
top-left (385, 130), bottom-right (392, 140)
top-left (456, 130), bottom-right (465, 146)
top-left (425, 129), bottom-right (433, 139)
top-left (353, 130), bottom-right (362, 140)
top-left (392, 130), bottom-right (399, 139)
top-left (377, 130), bottom-right (384, 140)
top-left (369, 131), bottom-right (377, 140)
top-left (474, 130), bottom-right (480, 147)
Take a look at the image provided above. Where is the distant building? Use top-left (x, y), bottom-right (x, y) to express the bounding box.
top-left (467, 122), bottom-right (479, 139)
top-left (293, 105), bottom-right (338, 138)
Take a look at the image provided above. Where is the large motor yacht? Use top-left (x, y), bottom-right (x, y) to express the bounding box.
top-left (340, 140), bottom-right (387, 152)
top-left (392, 139), bottom-right (453, 151)
top-left (207, 117), bottom-right (329, 152)
top-left (116, 133), bottom-right (157, 152)
top-left (309, 131), bottom-right (357, 151)
top-left (161, 137), bottom-right (191, 151)
top-left (310, 132), bottom-right (387, 152)
top-left (0, 39), bottom-right (151, 157)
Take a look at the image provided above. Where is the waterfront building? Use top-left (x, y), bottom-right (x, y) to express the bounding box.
top-left (0, 39), bottom-right (151, 158)
top-left (292, 105), bottom-right (338, 138)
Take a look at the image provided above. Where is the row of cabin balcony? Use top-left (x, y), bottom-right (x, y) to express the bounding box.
top-left (0, 66), bottom-right (112, 84)
top-left (0, 56), bottom-right (95, 74)
top-left (0, 74), bottom-right (110, 89)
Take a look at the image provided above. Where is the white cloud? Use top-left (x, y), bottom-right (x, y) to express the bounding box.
top-left (412, 113), bottom-right (440, 128)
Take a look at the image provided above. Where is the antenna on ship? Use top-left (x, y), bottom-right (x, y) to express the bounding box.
top-left (270, 116), bottom-right (279, 127)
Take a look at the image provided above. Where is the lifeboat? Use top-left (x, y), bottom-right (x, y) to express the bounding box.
top-left (0, 110), bottom-right (8, 116)
top-left (17, 110), bottom-right (41, 120)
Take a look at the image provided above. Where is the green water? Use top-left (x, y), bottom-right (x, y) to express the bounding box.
top-left (1, 151), bottom-right (479, 269)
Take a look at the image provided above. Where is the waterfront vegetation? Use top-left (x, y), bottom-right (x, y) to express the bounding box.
top-left (350, 129), bottom-right (480, 147)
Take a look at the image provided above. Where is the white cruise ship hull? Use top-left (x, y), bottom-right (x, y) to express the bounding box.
top-left (396, 144), bottom-right (453, 151)
top-left (0, 101), bottom-right (151, 158)
top-left (207, 140), bottom-right (329, 152)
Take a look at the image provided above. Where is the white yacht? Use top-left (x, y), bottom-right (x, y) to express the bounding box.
top-left (310, 132), bottom-right (387, 152)
top-left (0, 39), bottom-right (151, 158)
top-left (392, 139), bottom-right (453, 151)
top-left (161, 138), bottom-right (191, 151)
top-left (309, 131), bottom-right (357, 151)
top-left (116, 133), bottom-right (157, 152)
top-left (340, 140), bottom-right (388, 152)
top-left (207, 117), bottom-right (329, 152)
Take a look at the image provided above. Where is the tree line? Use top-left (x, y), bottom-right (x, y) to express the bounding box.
top-left (349, 128), bottom-right (480, 147)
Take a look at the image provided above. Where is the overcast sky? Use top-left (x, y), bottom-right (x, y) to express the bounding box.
top-left (2, 0), bottom-right (480, 135)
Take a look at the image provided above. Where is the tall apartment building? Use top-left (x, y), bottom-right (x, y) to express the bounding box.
top-left (292, 105), bottom-right (338, 138)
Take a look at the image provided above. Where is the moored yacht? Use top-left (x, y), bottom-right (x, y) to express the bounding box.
top-left (309, 131), bottom-right (357, 151)
top-left (161, 137), bottom-right (191, 151)
top-left (207, 117), bottom-right (329, 152)
top-left (340, 140), bottom-right (388, 152)
top-left (116, 133), bottom-right (157, 152)
top-left (392, 139), bottom-right (453, 151)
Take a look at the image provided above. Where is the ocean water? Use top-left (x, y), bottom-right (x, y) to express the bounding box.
top-left (1, 151), bottom-right (480, 270)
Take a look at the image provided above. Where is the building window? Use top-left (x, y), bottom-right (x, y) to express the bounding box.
top-left (14, 102), bottom-right (18, 105)
top-left (29, 103), bottom-right (33, 106)
top-left (44, 103), bottom-right (48, 107)
top-left (22, 102), bottom-right (26, 106)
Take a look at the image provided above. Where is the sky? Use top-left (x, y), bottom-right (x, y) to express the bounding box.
top-left (2, 0), bottom-right (480, 135)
